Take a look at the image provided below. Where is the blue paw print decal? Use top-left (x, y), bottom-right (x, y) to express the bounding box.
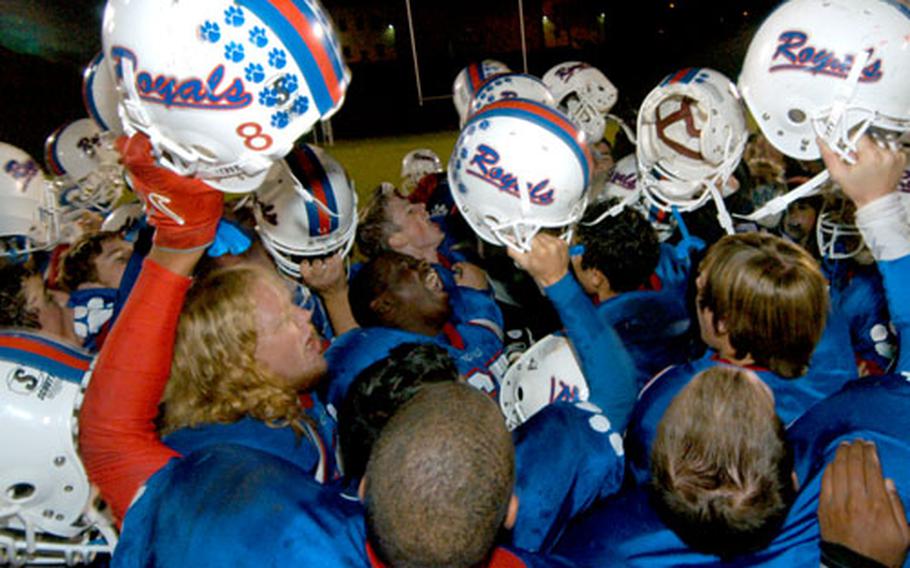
top-left (460, 148), bottom-right (468, 159)
top-left (467, 126), bottom-right (476, 136)
top-left (283, 74), bottom-right (298, 94)
top-left (269, 48), bottom-right (287, 69)
top-left (245, 63), bottom-right (265, 83)
top-left (291, 96), bottom-right (310, 115)
top-left (271, 111), bottom-right (290, 129)
top-left (224, 41), bottom-right (245, 63)
top-left (458, 183), bottom-right (468, 194)
top-left (259, 87), bottom-right (279, 107)
top-left (249, 26), bottom-right (268, 48)
top-left (479, 120), bottom-right (490, 130)
top-left (200, 21), bottom-right (221, 43)
top-left (454, 159), bottom-right (462, 170)
top-left (224, 6), bottom-right (245, 27)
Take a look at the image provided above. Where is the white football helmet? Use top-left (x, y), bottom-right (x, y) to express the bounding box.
top-left (44, 118), bottom-right (126, 216)
top-left (448, 98), bottom-right (592, 252)
top-left (637, 67), bottom-right (748, 234)
top-left (499, 334), bottom-right (589, 431)
top-left (82, 52), bottom-right (125, 136)
top-left (400, 148), bottom-right (443, 194)
top-left (452, 59), bottom-right (510, 126)
top-left (102, 0), bottom-right (351, 193)
top-left (0, 143), bottom-right (59, 259)
top-left (467, 73), bottom-right (556, 124)
top-left (542, 61), bottom-right (618, 144)
top-left (253, 144), bottom-right (357, 279)
top-left (739, 0), bottom-right (910, 163)
top-left (816, 191), bottom-right (867, 261)
top-left (0, 330), bottom-right (117, 565)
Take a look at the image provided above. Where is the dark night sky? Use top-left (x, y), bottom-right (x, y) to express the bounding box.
top-left (0, 0), bottom-right (780, 161)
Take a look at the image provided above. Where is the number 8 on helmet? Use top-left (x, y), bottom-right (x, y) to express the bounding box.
top-left (101, 0), bottom-right (351, 193)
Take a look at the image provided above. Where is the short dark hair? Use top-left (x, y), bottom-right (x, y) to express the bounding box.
top-left (650, 366), bottom-right (794, 558)
top-left (56, 231), bottom-right (118, 292)
top-left (356, 184), bottom-right (400, 260)
top-left (348, 251), bottom-right (412, 328)
top-left (364, 383), bottom-right (514, 568)
top-left (0, 261), bottom-right (41, 329)
top-left (338, 343), bottom-right (458, 480)
top-left (578, 201), bottom-right (660, 292)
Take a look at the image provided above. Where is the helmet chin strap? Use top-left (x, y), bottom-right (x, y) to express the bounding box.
top-left (816, 48), bottom-right (873, 164)
top-left (733, 168), bottom-right (830, 223)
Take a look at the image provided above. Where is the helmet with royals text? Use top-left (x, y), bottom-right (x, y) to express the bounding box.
top-left (44, 118), bottom-right (126, 216)
top-left (253, 144), bottom-right (357, 279)
top-left (467, 73), bottom-right (556, 124)
top-left (816, 190), bottom-right (869, 262)
top-left (400, 148), bottom-right (443, 194)
top-left (448, 98), bottom-right (592, 252)
top-left (101, 0), bottom-right (351, 193)
top-left (499, 334), bottom-right (589, 431)
top-left (0, 143), bottom-right (59, 260)
top-left (82, 52), bottom-right (125, 136)
top-left (636, 67), bottom-right (747, 235)
top-left (739, 0), bottom-right (910, 162)
top-left (0, 331), bottom-right (117, 565)
top-left (452, 60), bottom-right (510, 126)
top-left (542, 61), bottom-right (618, 144)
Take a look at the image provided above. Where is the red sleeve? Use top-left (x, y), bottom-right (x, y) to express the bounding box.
top-left (78, 258), bottom-right (190, 525)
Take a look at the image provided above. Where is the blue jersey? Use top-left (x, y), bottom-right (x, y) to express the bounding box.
top-left (625, 348), bottom-right (856, 486)
top-left (878, 254), bottom-right (910, 373)
top-left (824, 260), bottom-right (898, 375)
top-left (509, 401), bottom-right (625, 554)
top-left (163, 392), bottom-right (340, 483)
top-left (553, 374), bottom-right (910, 568)
top-left (114, 444), bottom-right (577, 567)
top-left (595, 290), bottom-right (691, 392)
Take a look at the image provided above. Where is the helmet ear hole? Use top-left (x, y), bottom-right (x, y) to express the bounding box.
top-left (7, 483), bottom-right (36, 501)
top-left (787, 109), bottom-right (807, 125)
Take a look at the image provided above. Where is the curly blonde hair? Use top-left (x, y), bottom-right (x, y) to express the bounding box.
top-left (161, 264), bottom-right (311, 437)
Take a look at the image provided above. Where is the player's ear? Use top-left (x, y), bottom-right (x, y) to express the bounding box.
top-left (388, 231), bottom-right (407, 251)
top-left (503, 494), bottom-right (519, 530)
top-left (358, 476), bottom-right (367, 502)
top-left (369, 294), bottom-right (394, 319)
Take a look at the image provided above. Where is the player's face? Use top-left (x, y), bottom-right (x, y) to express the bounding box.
top-left (23, 275), bottom-right (76, 343)
top-left (390, 259), bottom-right (451, 330)
top-left (782, 201), bottom-right (818, 247)
top-left (569, 250), bottom-right (599, 296)
top-left (93, 237), bottom-right (133, 289)
top-left (253, 279), bottom-right (326, 391)
top-left (387, 194), bottom-right (444, 251)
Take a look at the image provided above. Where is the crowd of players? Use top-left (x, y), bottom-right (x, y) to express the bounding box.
top-left (1, 0), bottom-right (910, 565)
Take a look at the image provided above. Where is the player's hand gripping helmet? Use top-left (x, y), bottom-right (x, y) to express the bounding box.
top-left (101, 0), bottom-right (350, 193)
top-left (400, 148), bottom-right (443, 195)
top-left (467, 73), bottom-right (556, 124)
top-left (448, 99), bottom-right (593, 252)
top-left (499, 334), bottom-right (589, 431)
top-left (452, 59), bottom-right (510, 127)
top-left (44, 118), bottom-right (126, 216)
top-left (82, 52), bottom-right (125, 136)
top-left (739, 0), bottom-right (910, 163)
top-left (0, 331), bottom-right (117, 565)
top-left (253, 144), bottom-right (357, 279)
top-left (542, 61), bottom-right (618, 144)
top-left (0, 143), bottom-right (59, 260)
top-left (637, 67), bottom-right (748, 234)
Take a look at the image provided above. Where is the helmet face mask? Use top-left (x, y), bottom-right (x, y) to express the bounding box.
top-left (102, 0), bottom-right (350, 193)
top-left (253, 144), bottom-right (357, 279)
top-left (543, 61), bottom-right (619, 144)
top-left (738, 0), bottom-right (910, 162)
top-left (816, 192), bottom-right (867, 261)
top-left (448, 99), bottom-right (592, 253)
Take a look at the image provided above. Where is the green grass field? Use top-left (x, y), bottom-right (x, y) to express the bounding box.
top-left (327, 130), bottom-right (460, 204)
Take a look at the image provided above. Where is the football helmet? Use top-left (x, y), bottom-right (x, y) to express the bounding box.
top-left (448, 98), bottom-right (592, 252)
top-left (400, 148), bottom-right (443, 195)
top-left (253, 144), bottom-right (357, 279)
top-left (739, 0), bottom-right (910, 163)
top-left (44, 118), bottom-right (126, 216)
top-left (101, 0), bottom-right (351, 193)
top-left (467, 73), bottom-right (556, 124)
top-left (637, 67), bottom-right (748, 234)
top-left (0, 143), bottom-right (59, 259)
top-left (82, 52), bottom-right (125, 136)
top-left (816, 191), bottom-right (867, 261)
top-left (100, 200), bottom-right (145, 240)
top-left (0, 331), bottom-right (117, 565)
top-left (499, 334), bottom-right (589, 431)
top-left (542, 61), bottom-right (618, 144)
top-left (452, 59), bottom-right (510, 126)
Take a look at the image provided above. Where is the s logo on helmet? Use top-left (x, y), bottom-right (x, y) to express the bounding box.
top-left (466, 144), bottom-right (555, 206)
top-left (111, 46), bottom-right (253, 110)
top-left (770, 31), bottom-right (883, 82)
top-left (7, 367), bottom-right (39, 395)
